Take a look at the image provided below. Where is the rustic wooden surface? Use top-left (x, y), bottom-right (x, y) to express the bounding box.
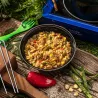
top-left (2, 69), bottom-right (48, 98)
top-left (0, 19), bottom-right (98, 98)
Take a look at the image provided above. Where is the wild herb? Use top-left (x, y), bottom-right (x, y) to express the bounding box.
top-left (0, 0), bottom-right (9, 7)
top-left (0, 0), bottom-right (45, 21)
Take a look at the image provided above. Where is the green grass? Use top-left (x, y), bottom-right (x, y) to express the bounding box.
top-left (76, 39), bottom-right (98, 57)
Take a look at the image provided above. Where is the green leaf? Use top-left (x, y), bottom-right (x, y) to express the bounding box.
top-left (0, 0), bottom-right (9, 7)
top-left (1, 0), bottom-right (45, 20)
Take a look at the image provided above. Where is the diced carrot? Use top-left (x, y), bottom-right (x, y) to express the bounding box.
top-left (33, 40), bottom-right (37, 43)
top-left (54, 33), bottom-right (58, 36)
top-left (60, 48), bottom-right (64, 50)
top-left (59, 36), bottom-right (63, 39)
top-left (58, 48), bottom-right (64, 50)
top-left (38, 60), bottom-right (43, 63)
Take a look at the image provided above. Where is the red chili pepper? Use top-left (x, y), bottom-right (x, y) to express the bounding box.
top-left (33, 40), bottom-right (37, 43)
top-left (26, 71), bottom-right (56, 88)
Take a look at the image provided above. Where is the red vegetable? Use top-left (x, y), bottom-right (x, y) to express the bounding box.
top-left (59, 48), bottom-right (64, 50)
top-left (38, 59), bottom-right (43, 63)
top-left (26, 71), bottom-right (56, 88)
top-left (59, 36), bottom-right (63, 39)
top-left (33, 40), bottom-right (37, 43)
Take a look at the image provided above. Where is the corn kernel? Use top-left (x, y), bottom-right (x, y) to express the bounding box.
top-left (61, 61), bottom-right (65, 65)
top-left (73, 84), bottom-right (78, 89)
top-left (57, 63), bottom-right (60, 66)
top-left (50, 53), bottom-right (53, 57)
top-left (54, 65), bottom-right (58, 68)
top-left (65, 84), bottom-right (70, 90)
top-left (40, 64), bottom-right (44, 69)
top-left (51, 44), bottom-right (53, 48)
top-left (64, 37), bottom-right (66, 41)
top-left (74, 91), bottom-right (79, 97)
top-left (69, 87), bottom-right (73, 92)
top-left (78, 88), bottom-right (82, 92)
top-left (44, 66), bottom-right (47, 69)
top-left (52, 58), bottom-right (56, 61)
top-left (46, 65), bottom-right (52, 69)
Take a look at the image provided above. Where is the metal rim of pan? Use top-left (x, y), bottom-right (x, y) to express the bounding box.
top-left (62, 0), bottom-right (98, 23)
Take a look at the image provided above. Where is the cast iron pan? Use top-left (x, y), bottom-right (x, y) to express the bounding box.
top-left (59, 0), bottom-right (98, 23)
top-left (20, 24), bottom-right (76, 71)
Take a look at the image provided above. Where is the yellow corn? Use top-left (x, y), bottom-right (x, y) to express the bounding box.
top-left (50, 53), bottom-right (53, 57)
top-left (69, 87), bottom-right (73, 92)
top-left (65, 84), bottom-right (70, 90)
top-left (61, 61), bottom-right (65, 65)
top-left (40, 64), bottom-right (44, 69)
top-left (73, 84), bottom-right (78, 89)
top-left (74, 91), bottom-right (79, 97)
top-left (46, 65), bottom-right (52, 69)
top-left (78, 88), bottom-right (82, 92)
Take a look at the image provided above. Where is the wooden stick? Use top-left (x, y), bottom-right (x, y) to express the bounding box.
top-left (52, 0), bottom-right (58, 11)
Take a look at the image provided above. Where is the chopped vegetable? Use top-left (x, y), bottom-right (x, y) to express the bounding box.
top-left (65, 84), bottom-right (70, 90)
top-left (73, 84), bottom-right (78, 89)
top-left (74, 91), bottom-right (79, 97)
top-left (78, 88), bottom-right (82, 92)
top-left (69, 87), bottom-right (74, 92)
top-left (25, 31), bottom-right (71, 69)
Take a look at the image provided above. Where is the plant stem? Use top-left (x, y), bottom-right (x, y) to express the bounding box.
top-left (88, 74), bottom-right (98, 82)
top-left (72, 63), bottom-right (94, 76)
top-left (81, 66), bottom-right (89, 91)
top-left (70, 71), bottom-right (93, 98)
